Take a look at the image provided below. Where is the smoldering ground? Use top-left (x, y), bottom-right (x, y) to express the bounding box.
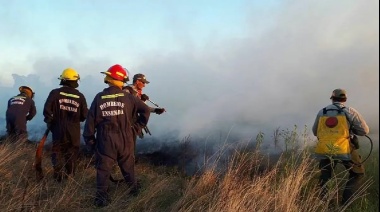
top-left (0, 1), bottom-right (378, 173)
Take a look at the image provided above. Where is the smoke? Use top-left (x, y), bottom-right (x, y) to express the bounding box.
top-left (138, 0), bottom-right (379, 143)
top-left (0, 1), bottom-right (378, 153)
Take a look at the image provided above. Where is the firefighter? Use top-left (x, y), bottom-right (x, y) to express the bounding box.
top-left (124, 73), bottom-right (165, 113)
top-left (83, 64), bottom-right (150, 207)
top-left (6, 86), bottom-right (37, 142)
top-left (43, 68), bottom-right (88, 182)
top-left (312, 88), bottom-right (369, 206)
top-left (123, 73), bottom-right (165, 140)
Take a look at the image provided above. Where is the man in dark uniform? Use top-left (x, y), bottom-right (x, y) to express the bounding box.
top-left (123, 73), bottom-right (165, 141)
top-left (83, 64), bottom-right (150, 207)
top-left (6, 86), bottom-right (37, 142)
top-left (43, 68), bottom-right (88, 182)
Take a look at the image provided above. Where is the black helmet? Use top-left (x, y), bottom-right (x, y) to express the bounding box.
top-left (133, 73), bottom-right (150, 84)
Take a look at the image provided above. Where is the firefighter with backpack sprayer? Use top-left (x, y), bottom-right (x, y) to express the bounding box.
top-left (312, 88), bottom-right (370, 206)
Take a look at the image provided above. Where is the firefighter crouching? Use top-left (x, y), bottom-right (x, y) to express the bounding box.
top-left (43, 68), bottom-right (88, 182)
top-left (83, 64), bottom-right (150, 207)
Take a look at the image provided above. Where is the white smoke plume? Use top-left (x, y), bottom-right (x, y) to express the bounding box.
top-left (0, 1), bottom-right (378, 152)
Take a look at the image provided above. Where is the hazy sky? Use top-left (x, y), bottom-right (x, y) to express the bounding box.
top-left (0, 0), bottom-right (378, 146)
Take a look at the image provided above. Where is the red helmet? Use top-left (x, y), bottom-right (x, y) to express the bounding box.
top-left (101, 64), bottom-right (129, 82)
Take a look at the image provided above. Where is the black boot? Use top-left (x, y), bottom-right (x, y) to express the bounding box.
top-left (129, 181), bottom-right (141, 196)
top-left (53, 172), bottom-right (63, 182)
top-left (341, 172), bottom-right (364, 206)
top-left (94, 192), bottom-right (110, 207)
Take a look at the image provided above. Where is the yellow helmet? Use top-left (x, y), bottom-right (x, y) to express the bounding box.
top-left (58, 68), bottom-right (80, 81)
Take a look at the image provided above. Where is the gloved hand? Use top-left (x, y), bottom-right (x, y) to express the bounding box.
top-left (132, 124), bottom-right (143, 138)
top-left (44, 117), bottom-right (53, 129)
top-left (84, 136), bottom-right (96, 152)
top-left (154, 108), bottom-right (166, 115)
top-left (350, 134), bottom-right (359, 150)
top-left (46, 122), bottom-right (52, 130)
top-left (141, 94), bottom-right (149, 101)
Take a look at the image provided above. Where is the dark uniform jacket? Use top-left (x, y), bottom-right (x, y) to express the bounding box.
top-left (83, 86), bottom-right (150, 157)
top-left (6, 92), bottom-right (36, 134)
top-left (123, 85), bottom-right (156, 136)
top-left (43, 86), bottom-right (88, 145)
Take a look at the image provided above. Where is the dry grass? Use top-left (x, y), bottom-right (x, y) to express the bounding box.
top-left (172, 151), bottom-right (329, 212)
top-left (0, 132), bottom-right (377, 212)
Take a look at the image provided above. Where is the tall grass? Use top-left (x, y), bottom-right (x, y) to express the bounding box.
top-left (0, 129), bottom-right (378, 212)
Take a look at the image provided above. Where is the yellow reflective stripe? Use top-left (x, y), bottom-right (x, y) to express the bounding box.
top-left (101, 93), bottom-right (125, 99)
top-left (116, 71), bottom-right (124, 77)
top-left (105, 71), bottom-right (124, 77)
top-left (15, 96), bottom-right (26, 98)
top-left (59, 92), bottom-right (80, 98)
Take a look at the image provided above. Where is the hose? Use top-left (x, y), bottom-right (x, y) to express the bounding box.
top-left (359, 135), bottom-right (373, 164)
top-left (335, 135), bottom-right (373, 166)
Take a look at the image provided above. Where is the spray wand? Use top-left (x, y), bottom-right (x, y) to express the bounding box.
top-left (147, 99), bottom-right (167, 112)
top-left (147, 99), bottom-right (161, 108)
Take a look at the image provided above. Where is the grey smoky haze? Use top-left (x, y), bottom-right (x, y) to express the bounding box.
top-left (0, 1), bottom-right (378, 152)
